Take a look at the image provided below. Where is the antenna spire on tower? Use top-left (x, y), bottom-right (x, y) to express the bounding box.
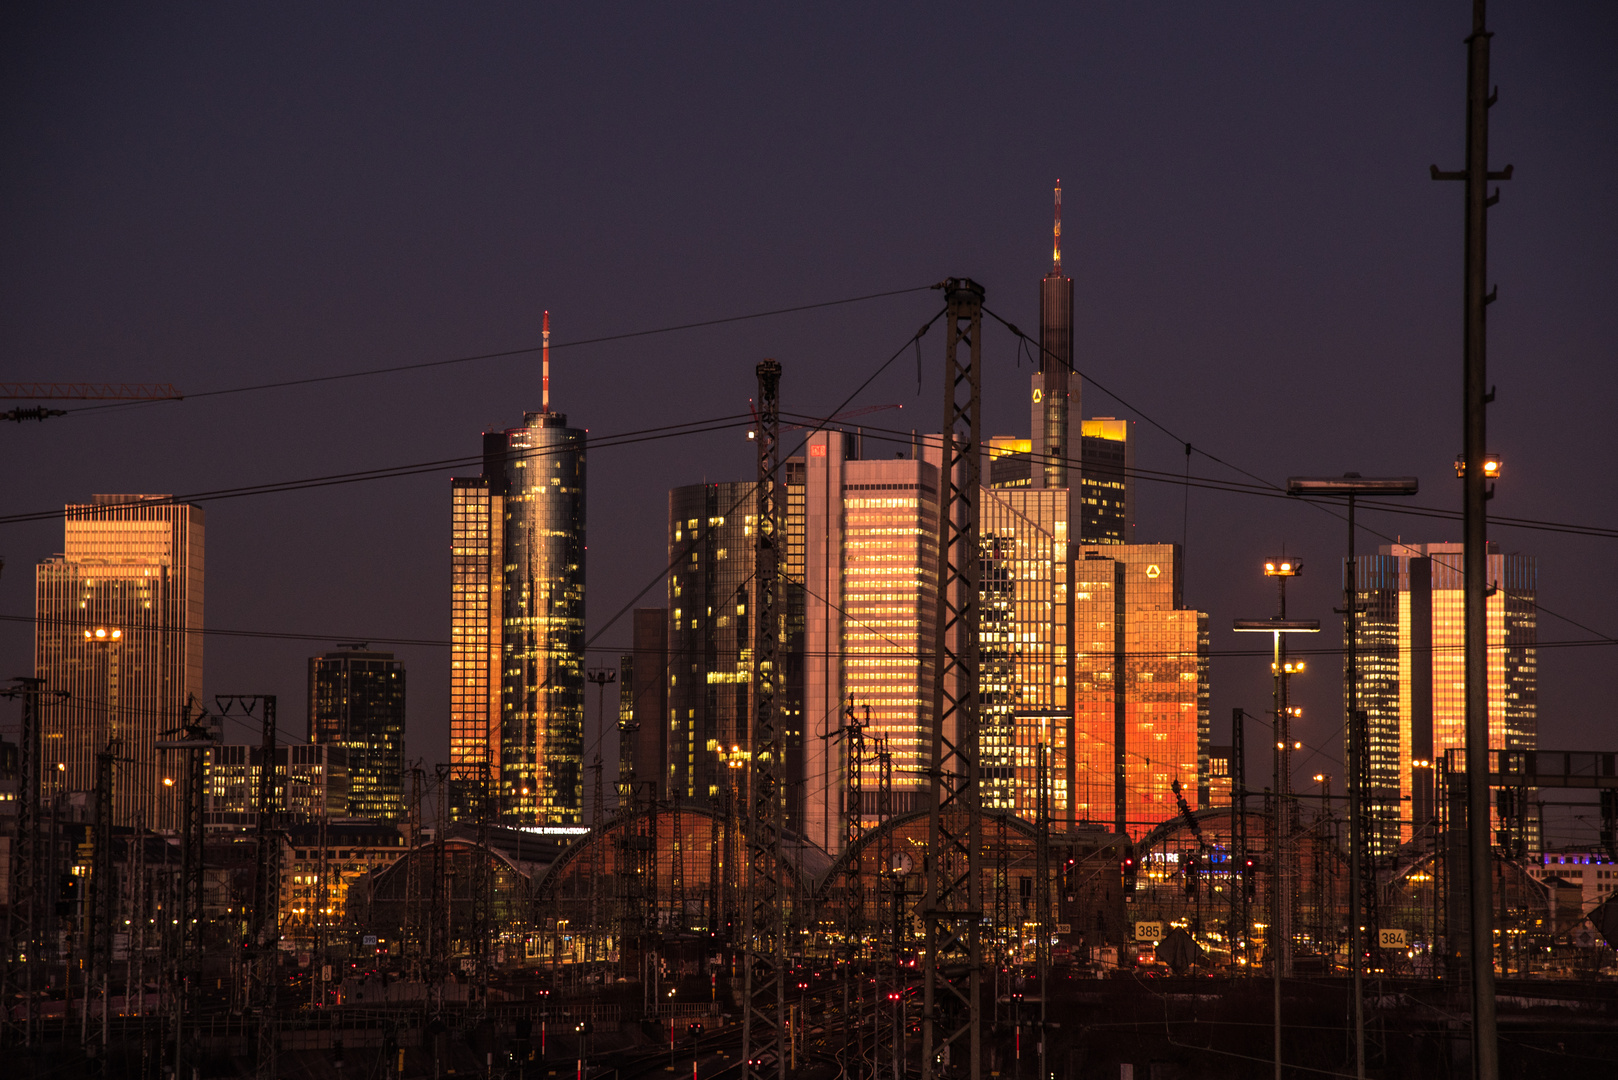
top-left (1052, 180), bottom-right (1063, 274)
top-left (542, 309), bottom-right (551, 413)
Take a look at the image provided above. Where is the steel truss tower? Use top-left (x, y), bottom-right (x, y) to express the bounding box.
top-left (2, 678), bottom-right (51, 1049)
top-left (217, 695), bottom-right (282, 1080)
top-left (742, 358), bottom-right (786, 1080)
top-left (923, 278), bottom-right (985, 1080)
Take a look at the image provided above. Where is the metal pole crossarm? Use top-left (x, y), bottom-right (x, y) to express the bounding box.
top-left (0, 382), bottom-right (183, 400)
top-left (742, 358), bottom-right (786, 1080)
top-left (1285, 476), bottom-right (1420, 496)
top-left (923, 277), bottom-right (985, 1080)
top-left (1431, 2), bottom-right (1510, 1074)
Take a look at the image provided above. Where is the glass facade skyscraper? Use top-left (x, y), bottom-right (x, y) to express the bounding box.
top-left (307, 647), bottom-right (405, 821)
top-left (802, 431), bottom-right (938, 853)
top-left (34, 495), bottom-right (204, 831)
top-left (1353, 542), bottom-right (1537, 853)
top-left (1071, 543), bottom-right (1209, 836)
top-left (501, 412), bottom-right (587, 825)
top-left (450, 410), bottom-right (586, 827)
top-left (980, 488), bottom-right (1071, 820)
top-left (667, 483), bottom-right (757, 805)
top-left (1079, 418), bottom-right (1133, 545)
top-left (449, 433), bottom-right (507, 800)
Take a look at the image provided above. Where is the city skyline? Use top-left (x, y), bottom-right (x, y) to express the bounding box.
top-left (2, 6), bottom-right (1614, 1071)
top-left (3, 5), bottom-right (1613, 842)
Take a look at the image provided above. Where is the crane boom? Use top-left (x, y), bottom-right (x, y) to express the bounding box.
top-left (0, 382), bottom-right (183, 400)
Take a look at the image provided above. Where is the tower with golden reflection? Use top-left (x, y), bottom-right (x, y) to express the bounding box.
top-left (34, 494), bottom-right (205, 831)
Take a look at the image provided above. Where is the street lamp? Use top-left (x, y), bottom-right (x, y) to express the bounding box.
top-left (1234, 575), bottom-right (1319, 1080)
top-left (1287, 473), bottom-right (1417, 1080)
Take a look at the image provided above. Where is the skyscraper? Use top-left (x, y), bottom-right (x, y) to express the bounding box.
top-left (1071, 543), bottom-right (1209, 836)
top-left (980, 487), bottom-right (1071, 820)
top-left (501, 410), bottom-right (587, 825)
top-left (619, 607), bottom-right (668, 801)
top-left (1353, 542), bottom-right (1537, 852)
top-left (801, 430), bottom-right (939, 853)
top-left (449, 435), bottom-right (506, 802)
top-left (449, 312), bottom-right (587, 826)
top-left (308, 647), bottom-right (405, 821)
top-left (1031, 181), bottom-right (1080, 503)
top-left (1079, 418), bottom-right (1133, 545)
top-left (34, 495), bottom-right (204, 831)
top-left (666, 483), bottom-right (756, 805)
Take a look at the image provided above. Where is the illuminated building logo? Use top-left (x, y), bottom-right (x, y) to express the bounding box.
top-left (1146, 564), bottom-right (1161, 579)
top-left (809, 444), bottom-right (827, 458)
top-left (1032, 388), bottom-right (1043, 403)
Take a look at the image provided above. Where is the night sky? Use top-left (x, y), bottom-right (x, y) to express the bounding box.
top-left (3, 4), bottom-right (1614, 838)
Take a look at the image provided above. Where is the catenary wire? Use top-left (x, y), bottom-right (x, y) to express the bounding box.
top-left (56, 284), bottom-right (937, 417)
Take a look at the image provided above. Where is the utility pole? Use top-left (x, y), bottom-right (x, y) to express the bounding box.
top-left (405, 765), bottom-right (424, 980)
top-left (1234, 577), bottom-right (1319, 1080)
top-left (1287, 474), bottom-right (1419, 1080)
top-left (155, 696), bottom-right (213, 1080)
top-left (1232, 708), bottom-right (1248, 972)
top-left (216, 695), bottom-right (282, 1080)
top-left (85, 741), bottom-right (120, 1054)
top-left (1431, 2), bottom-right (1510, 1075)
top-left (2, 677), bottom-right (56, 1050)
top-left (742, 357), bottom-right (785, 1080)
top-left (923, 278), bottom-right (985, 1080)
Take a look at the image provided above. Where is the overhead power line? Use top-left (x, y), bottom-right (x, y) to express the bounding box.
top-left (54, 284), bottom-right (937, 417)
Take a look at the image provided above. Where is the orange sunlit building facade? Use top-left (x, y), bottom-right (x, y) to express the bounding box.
top-left (1071, 543), bottom-right (1208, 838)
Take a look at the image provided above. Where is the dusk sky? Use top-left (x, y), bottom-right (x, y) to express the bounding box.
top-left (4, 3), bottom-right (1614, 830)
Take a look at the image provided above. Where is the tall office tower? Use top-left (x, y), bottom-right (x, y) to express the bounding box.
top-left (979, 487), bottom-right (1071, 821)
top-left (448, 314), bottom-right (587, 826)
top-left (1353, 542), bottom-right (1537, 853)
top-left (666, 484), bottom-right (756, 805)
top-left (34, 495), bottom-right (204, 830)
top-left (619, 607), bottom-right (669, 800)
top-left (1070, 543), bottom-right (1209, 836)
top-left (1032, 181), bottom-right (1080, 500)
top-left (500, 410), bottom-right (587, 825)
top-left (307, 647), bottom-right (405, 821)
top-left (1079, 419), bottom-right (1133, 544)
top-left (781, 457), bottom-right (808, 834)
top-left (801, 431), bottom-right (939, 854)
top-left (449, 434), bottom-right (508, 801)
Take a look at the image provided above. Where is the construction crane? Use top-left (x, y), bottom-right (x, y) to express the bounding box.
top-left (2, 382), bottom-right (183, 422)
top-left (779, 402), bottom-right (902, 432)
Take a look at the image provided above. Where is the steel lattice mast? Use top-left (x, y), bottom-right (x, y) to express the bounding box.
top-left (742, 358), bottom-right (786, 1080)
top-left (2, 678), bottom-right (49, 1049)
top-left (923, 278), bottom-right (985, 1080)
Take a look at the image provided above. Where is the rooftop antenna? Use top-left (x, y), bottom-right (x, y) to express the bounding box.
top-left (542, 309), bottom-right (551, 413)
top-left (1052, 179), bottom-right (1062, 274)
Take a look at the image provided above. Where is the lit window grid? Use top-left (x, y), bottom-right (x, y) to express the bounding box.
top-left (1358, 548), bottom-right (1536, 850)
top-left (500, 421), bottom-right (587, 825)
top-left (450, 481), bottom-right (502, 787)
top-left (842, 495), bottom-right (936, 790)
top-left (35, 500), bottom-right (203, 832)
top-left (980, 489), bottom-right (1069, 816)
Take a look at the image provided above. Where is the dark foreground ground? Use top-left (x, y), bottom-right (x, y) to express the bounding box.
top-left (8, 975), bottom-right (1617, 1079)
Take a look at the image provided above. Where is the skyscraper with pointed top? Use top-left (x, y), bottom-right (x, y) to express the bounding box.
top-left (450, 310), bottom-right (587, 825)
top-left (1032, 181), bottom-right (1079, 501)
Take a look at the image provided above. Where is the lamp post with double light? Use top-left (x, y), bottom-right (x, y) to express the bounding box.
top-left (1287, 473), bottom-right (1418, 1080)
top-left (1234, 569), bottom-right (1318, 1080)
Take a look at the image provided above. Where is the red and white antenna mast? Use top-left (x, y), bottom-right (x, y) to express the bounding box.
top-left (540, 314), bottom-right (553, 417)
top-left (1052, 180), bottom-right (1063, 274)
